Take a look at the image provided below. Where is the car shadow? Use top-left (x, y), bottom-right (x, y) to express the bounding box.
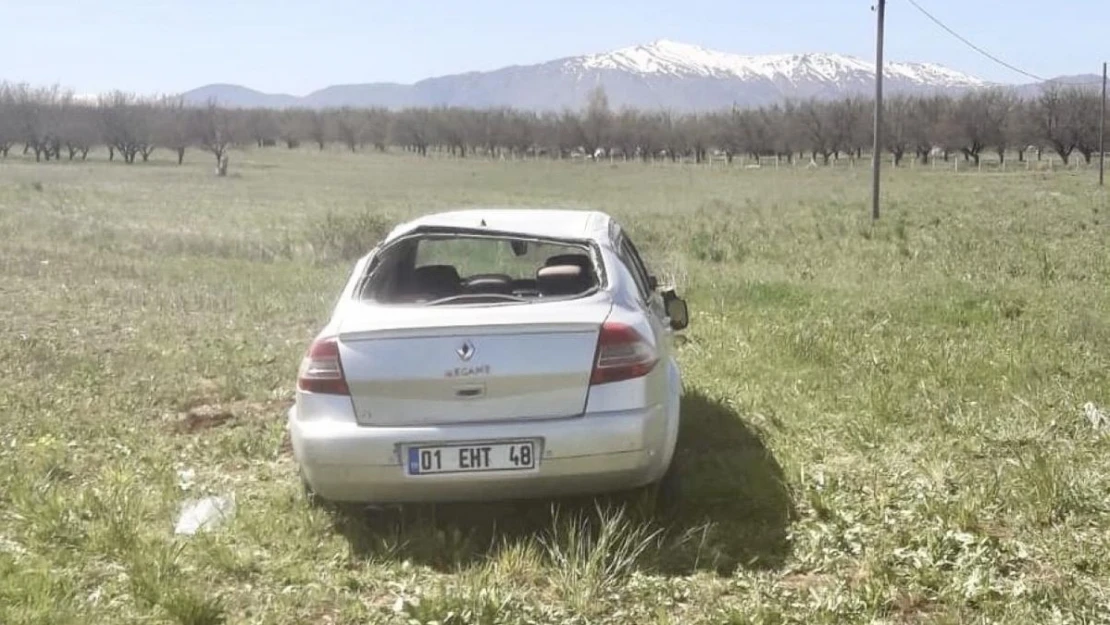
top-left (328, 389), bottom-right (795, 576)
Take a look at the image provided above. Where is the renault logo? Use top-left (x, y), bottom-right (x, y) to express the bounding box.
top-left (456, 341), bottom-right (475, 361)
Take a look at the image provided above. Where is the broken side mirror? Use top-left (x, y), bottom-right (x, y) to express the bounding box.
top-left (663, 291), bottom-right (689, 331)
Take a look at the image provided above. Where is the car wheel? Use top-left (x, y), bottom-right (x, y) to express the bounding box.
top-left (622, 459), bottom-right (681, 518)
top-left (299, 469), bottom-right (327, 508)
top-left (653, 459), bottom-right (681, 515)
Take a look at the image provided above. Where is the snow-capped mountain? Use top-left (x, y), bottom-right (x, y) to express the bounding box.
top-left (575, 39), bottom-right (984, 87)
top-left (184, 39), bottom-right (991, 112)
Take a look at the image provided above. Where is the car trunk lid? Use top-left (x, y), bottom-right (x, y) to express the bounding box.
top-left (335, 297), bottom-right (612, 426)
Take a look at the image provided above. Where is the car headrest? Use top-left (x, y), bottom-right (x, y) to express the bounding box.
top-left (536, 264), bottom-right (589, 296)
top-left (544, 253), bottom-right (592, 271)
top-left (537, 265), bottom-right (583, 280)
top-left (411, 264), bottom-right (461, 295)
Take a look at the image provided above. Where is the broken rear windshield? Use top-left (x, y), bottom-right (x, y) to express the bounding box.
top-left (356, 232), bottom-right (601, 305)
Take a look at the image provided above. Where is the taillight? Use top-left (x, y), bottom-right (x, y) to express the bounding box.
top-left (590, 322), bottom-right (659, 385)
top-left (297, 336), bottom-right (350, 395)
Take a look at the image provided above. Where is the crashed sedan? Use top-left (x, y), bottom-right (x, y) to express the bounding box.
top-left (288, 208), bottom-right (689, 504)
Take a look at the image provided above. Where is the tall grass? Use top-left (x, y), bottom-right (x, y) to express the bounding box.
top-left (1, 147), bottom-right (1109, 623)
top-left (539, 504), bottom-right (664, 615)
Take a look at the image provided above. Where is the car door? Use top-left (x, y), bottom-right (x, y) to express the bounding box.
top-left (614, 228), bottom-right (671, 352)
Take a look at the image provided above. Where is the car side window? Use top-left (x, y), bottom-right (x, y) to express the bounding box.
top-left (617, 234), bottom-right (652, 301)
top-left (623, 236), bottom-right (654, 289)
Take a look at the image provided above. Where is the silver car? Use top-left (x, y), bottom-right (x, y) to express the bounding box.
top-left (288, 208), bottom-right (689, 504)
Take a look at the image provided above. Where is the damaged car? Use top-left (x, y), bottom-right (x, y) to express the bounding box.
top-left (288, 208), bottom-right (689, 505)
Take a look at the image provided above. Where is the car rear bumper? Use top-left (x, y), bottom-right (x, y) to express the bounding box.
top-left (288, 399), bottom-right (671, 504)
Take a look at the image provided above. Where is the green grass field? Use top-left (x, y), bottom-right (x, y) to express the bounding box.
top-left (2, 148), bottom-right (1109, 624)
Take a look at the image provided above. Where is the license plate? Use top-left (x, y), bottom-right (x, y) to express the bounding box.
top-left (406, 441), bottom-right (537, 475)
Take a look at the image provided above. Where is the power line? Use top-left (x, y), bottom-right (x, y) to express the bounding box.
top-left (903, 0), bottom-right (1102, 87)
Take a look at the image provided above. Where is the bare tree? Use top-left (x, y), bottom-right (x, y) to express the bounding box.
top-left (434, 107), bottom-right (467, 157)
top-left (681, 114), bottom-right (711, 163)
top-left (194, 100), bottom-right (237, 175)
top-left (581, 86), bottom-right (612, 157)
top-left (830, 96), bottom-right (870, 161)
top-left (474, 109), bottom-right (500, 158)
top-left (245, 109), bottom-right (279, 147)
top-left (797, 99), bottom-right (837, 164)
top-left (277, 108), bottom-right (309, 149)
top-left (391, 108), bottom-right (433, 156)
top-left (657, 110), bottom-right (686, 162)
top-left (12, 84), bottom-right (59, 162)
top-left (554, 110), bottom-right (583, 158)
top-left (942, 91), bottom-right (1003, 166)
top-left (766, 103), bottom-right (798, 164)
top-left (504, 110), bottom-right (536, 158)
top-left (1067, 87), bottom-right (1102, 164)
top-left (155, 96), bottom-right (193, 164)
top-left (364, 108), bottom-right (390, 152)
top-left (136, 106), bottom-right (158, 162)
top-left (308, 110), bottom-right (327, 150)
top-left (909, 95), bottom-right (947, 163)
top-left (1005, 100), bottom-right (1038, 162)
top-left (98, 91), bottom-right (156, 164)
top-left (0, 84), bottom-right (14, 157)
top-left (710, 109), bottom-right (740, 163)
top-left (8, 79), bottom-right (1106, 174)
top-left (1032, 85), bottom-right (1077, 164)
top-left (883, 95), bottom-right (914, 165)
top-left (986, 90), bottom-right (1020, 163)
top-left (334, 107), bottom-right (364, 152)
top-left (632, 111), bottom-right (665, 162)
top-left (737, 107), bottom-right (773, 160)
top-left (533, 111), bottom-right (560, 158)
top-left (38, 91), bottom-right (69, 161)
top-left (57, 96), bottom-right (98, 160)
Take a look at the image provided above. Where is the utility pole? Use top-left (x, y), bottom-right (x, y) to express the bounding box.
top-left (871, 0), bottom-right (887, 220)
top-left (1100, 61), bottom-right (1106, 187)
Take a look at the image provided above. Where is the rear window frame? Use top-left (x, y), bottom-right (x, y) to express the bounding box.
top-left (352, 227), bottom-right (609, 305)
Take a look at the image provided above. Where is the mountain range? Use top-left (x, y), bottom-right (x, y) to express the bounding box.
top-left (180, 39), bottom-right (1092, 112)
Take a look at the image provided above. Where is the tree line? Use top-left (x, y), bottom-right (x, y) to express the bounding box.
top-left (0, 82), bottom-right (1104, 174)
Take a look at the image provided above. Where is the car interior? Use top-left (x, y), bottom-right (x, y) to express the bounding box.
top-left (360, 236), bottom-right (601, 304)
top-left (398, 253), bottom-right (597, 301)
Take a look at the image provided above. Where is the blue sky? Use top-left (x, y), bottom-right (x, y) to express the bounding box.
top-left (4, 0), bottom-right (1106, 95)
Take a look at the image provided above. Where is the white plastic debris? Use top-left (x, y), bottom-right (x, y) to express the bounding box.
top-left (392, 595), bottom-right (419, 614)
top-left (176, 468), bottom-right (196, 491)
top-left (0, 536), bottom-right (27, 556)
top-left (174, 495), bottom-right (235, 535)
top-left (1084, 402), bottom-right (1108, 431)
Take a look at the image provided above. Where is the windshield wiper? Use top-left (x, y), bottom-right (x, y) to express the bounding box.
top-left (425, 293), bottom-right (529, 306)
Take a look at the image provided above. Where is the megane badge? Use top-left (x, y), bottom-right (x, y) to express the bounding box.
top-left (456, 341), bottom-right (475, 361)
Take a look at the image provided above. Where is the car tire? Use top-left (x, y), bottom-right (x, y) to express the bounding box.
top-left (653, 458), bottom-right (681, 515)
top-left (621, 458), bottom-right (681, 517)
top-left (299, 469), bottom-right (327, 508)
